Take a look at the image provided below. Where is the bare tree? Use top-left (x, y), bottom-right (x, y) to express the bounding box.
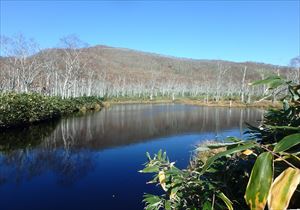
top-left (58, 34), bottom-right (88, 98)
top-left (290, 56), bottom-right (300, 84)
top-left (215, 63), bottom-right (230, 102)
top-left (240, 66), bottom-right (247, 103)
top-left (0, 34), bottom-right (43, 92)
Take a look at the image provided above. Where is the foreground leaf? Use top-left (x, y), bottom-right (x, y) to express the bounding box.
top-left (245, 152), bottom-right (273, 210)
top-left (143, 194), bottom-right (163, 210)
top-left (196, 141), bottom-right (242, 152)
top-left (273, 133), bottom-right (300, 153)
top-left (199, 142), bottom-right (256, 174)
top-left (217, 192), bottom-right (233, 210)
top-left (158, 171), bottom-right (167, 191)
top-left (202, 201), bottom-right (212, 210)
top-left (266, 125), bottom-right (300, 131)
top-left (139, 165), bottom-right (159, 173)
top-left (164, 200), bottom-right (171, 210)
top-left (268, 167), bottom-right (300, 210)
top-left (249, 75), bottom-right (285, 90)
top-left (242, 149), bottom-right (254, 156)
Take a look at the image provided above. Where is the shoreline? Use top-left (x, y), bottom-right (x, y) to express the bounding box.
top-left (0, 94), bottom-right (281, 130)
top-left (107, 98), bottom-right (281, 109)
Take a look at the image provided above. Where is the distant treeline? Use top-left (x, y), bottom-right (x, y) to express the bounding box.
top-left (1, 34), bottom-right (299, 102)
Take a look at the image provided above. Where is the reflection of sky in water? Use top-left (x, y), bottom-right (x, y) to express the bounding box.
top-left (0, 104), bottom-right (263, 210)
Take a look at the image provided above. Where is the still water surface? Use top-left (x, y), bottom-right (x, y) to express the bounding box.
top-left (0, 104), bottom-right (263, 210)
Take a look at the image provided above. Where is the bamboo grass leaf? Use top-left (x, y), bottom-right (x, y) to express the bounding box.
top-left (199, 142), bottom-right (256, 175)
top-left (217, 192), bottom-right (233, 210)
top-left (245, 152), bottom-right (273, 210)
top-left (267, 167), bottom-right (300, 210)
top-left (274, 133), bottom-right (300, 153)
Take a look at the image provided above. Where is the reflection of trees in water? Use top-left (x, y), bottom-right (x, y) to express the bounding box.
top-left (43, 104), bottom-right (263, 149)
top-left (0, 104), bottom-right (263, 186)
top-left (0, 121), bottom-right (57, 153)
top-left (0, 148), bottom-right (94, 186)
top-left (0, 121), bottom-right (94, 186)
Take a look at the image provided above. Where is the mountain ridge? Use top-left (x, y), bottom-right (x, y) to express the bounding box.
top-left (81, 44), bottom-right (287, 68)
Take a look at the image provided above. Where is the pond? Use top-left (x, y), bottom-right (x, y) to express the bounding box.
top-left (0, 104), bottom-right (264, 210)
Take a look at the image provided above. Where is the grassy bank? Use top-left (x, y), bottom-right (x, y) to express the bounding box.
top-left (0, 92), bottom-right (103, 129)
top-left (107, 97), bottom-right (281, 109)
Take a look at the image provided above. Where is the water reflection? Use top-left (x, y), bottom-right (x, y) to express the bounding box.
top-left (0, 104), bottom-right (263, 190)
top-left (42, 104), bottom-right (263, 150)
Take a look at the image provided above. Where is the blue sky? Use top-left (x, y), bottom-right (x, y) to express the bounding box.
top-left (1, 1), bottom-right (299, 66)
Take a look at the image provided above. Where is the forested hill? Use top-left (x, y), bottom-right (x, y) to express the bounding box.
top-left (78, 45), bottom-right (287, 82)
top-left (0, 44), bottom-right (297, 101)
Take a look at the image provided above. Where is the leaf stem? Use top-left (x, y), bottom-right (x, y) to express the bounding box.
top-left (258, 143), bottom-right (297, 169)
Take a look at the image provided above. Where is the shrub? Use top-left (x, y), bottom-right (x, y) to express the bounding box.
top-left (0, 92), bottom-right (103, 129)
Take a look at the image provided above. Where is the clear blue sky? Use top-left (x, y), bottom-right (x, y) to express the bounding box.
top-left (1, 1), bottom-right (299, 66)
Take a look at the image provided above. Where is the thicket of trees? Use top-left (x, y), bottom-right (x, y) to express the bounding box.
top-left (1, 34), bottom-right (299, 101)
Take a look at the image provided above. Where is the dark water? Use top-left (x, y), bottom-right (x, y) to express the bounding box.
top-left (0, 104), bottom-right (263, 210)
